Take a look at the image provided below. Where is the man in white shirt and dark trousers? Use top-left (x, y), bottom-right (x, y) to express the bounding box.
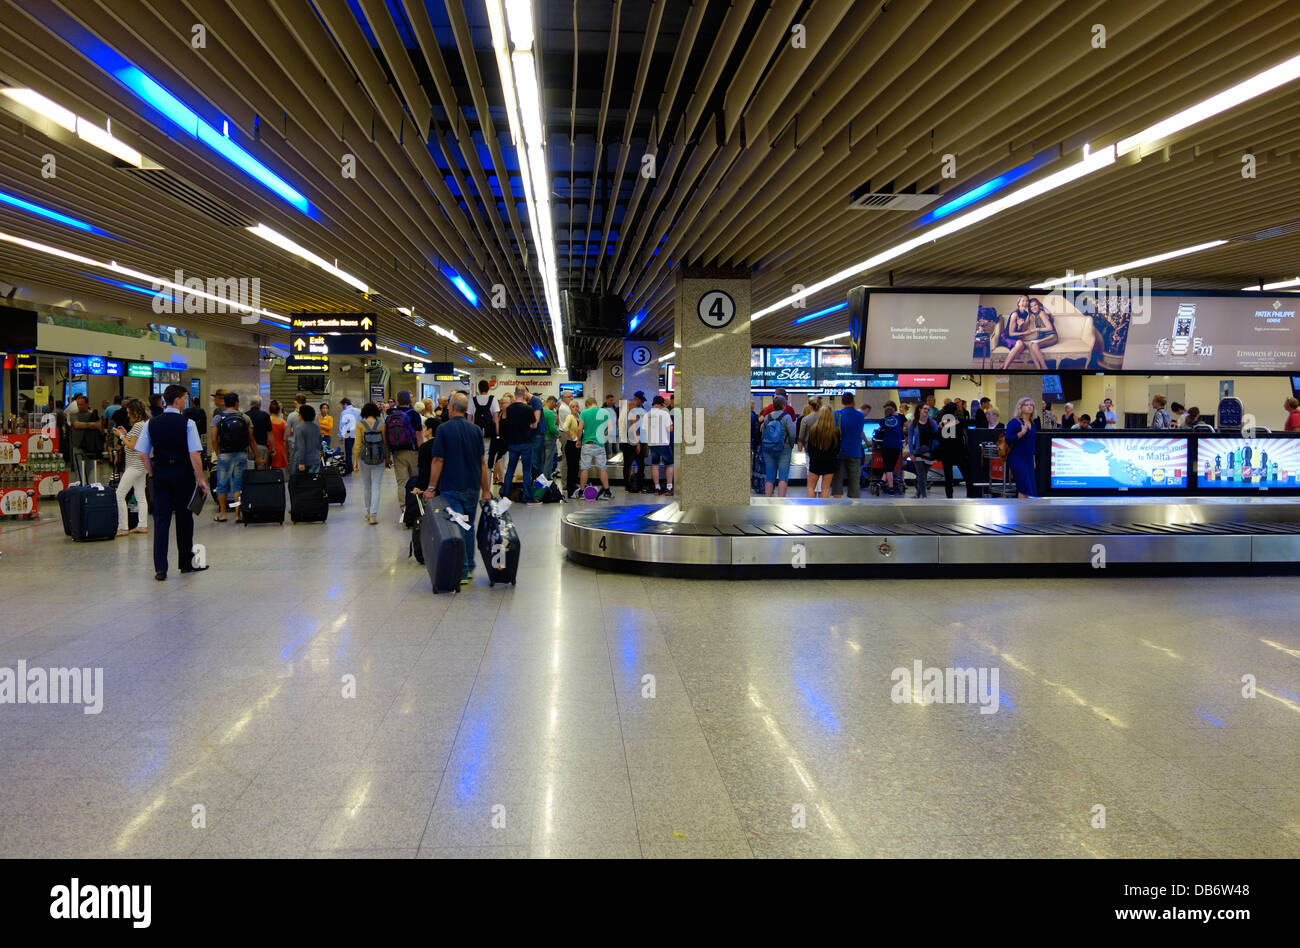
top-left (338, 398), bottom-right (362, 475)
top-left (471, 380), bottom-right (499, 460)
top-left (645, 395), bottom-right (675, 496)
top-left (135, 384), bottom-right (209, 581)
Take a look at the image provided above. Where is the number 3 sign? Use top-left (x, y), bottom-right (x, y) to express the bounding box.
top-left (697, 290), bottom-right (736, 328)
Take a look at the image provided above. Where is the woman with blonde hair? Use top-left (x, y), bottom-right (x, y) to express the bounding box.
top-left (110, 399), bottom-right (150, 535)
top-left (1004, 397), bottom-right (1039, 498)
top-left (804, 405), bottom-right (840, 497)
top-left (797, 397), bottom-right (822, 451)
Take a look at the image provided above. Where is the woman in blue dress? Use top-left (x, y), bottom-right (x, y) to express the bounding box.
top-left (1004, 397), bottom-right (1039, 498)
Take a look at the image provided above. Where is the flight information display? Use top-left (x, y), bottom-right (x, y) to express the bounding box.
top-left (1049, 437), bottom-right (1188, 489)
top-left (1197, 438), bottom-right (1300, 489)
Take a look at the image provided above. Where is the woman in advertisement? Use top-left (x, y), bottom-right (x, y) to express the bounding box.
top-left (1000, 296), bottom-right (1049, 370)
top-left (1004, 397), bottom-right (1039, 498)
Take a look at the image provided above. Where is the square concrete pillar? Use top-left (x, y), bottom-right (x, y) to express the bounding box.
top-left (622, 338), bottom-right (661, 405)
top-left (674, 268), bottom-right (752, 509)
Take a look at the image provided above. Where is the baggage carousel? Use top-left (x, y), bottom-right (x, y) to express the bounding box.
top-left (560, 497), bottom-right (1300, 577)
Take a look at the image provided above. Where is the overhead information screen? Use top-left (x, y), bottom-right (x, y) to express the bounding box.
top-left (855, 288), bottom-right (1300, 373)
top-left (1197, 437), bottom-right (1300, 489)
top-left (1049, 436), bottom-right (1188, 490)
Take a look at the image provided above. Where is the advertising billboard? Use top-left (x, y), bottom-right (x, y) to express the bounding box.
top-left (1049, 436), bottom-right (1188, 490)
top-left (855, 288), bottom-right (1300, 373)
top-left (1196, 437), bottom-right (1300, 489)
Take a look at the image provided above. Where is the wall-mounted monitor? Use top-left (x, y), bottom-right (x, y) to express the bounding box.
top-left (1197, 437), bottom-right (1300, 490)
top-left (1049, 436), bottom-right (1188, 490)
top-left (1042, 375), bottom-right (1063, 397)
top-left (897, 388), bottom-right (922, 401)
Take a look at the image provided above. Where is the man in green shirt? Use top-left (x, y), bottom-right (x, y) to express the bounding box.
top-left (541, 396), bottom-right (560, 482)
top-left (575, 396), bottom-right (613, 499)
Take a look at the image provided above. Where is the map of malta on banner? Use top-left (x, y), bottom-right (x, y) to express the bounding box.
top-left (1050, 437), bottom-right (1188, 489)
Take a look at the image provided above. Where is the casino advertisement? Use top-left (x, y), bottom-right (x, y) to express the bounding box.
top-left (1049, 437), bottom-right (1188, 489)
top-left (1197, 438), bottom-right (1300, 489)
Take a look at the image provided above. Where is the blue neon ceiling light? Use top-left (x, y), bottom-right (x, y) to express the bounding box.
top-left (412, 344), bottom-right (429, 355)
top-left (441, 267), bottom-right (478, 306)
top-left (628, 308), bottom-right (646, 332)
top-left (461, 354), bottom-right (474, 363)
top-left (532, 346), bottom-right (545, 360)
top-left (111, 66), bottom-right (310, 214)
top-left (792, 300), bottom-right (849, 325)
top-left (916, 149), bottom-right (1058, 225)
top-left (1, 189), bottom-right (108, 235)
top-left (73, 271), bottom-right (155, 296)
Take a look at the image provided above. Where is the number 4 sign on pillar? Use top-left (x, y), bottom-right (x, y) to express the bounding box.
top-left (697, 290), bottom-right (736, 329)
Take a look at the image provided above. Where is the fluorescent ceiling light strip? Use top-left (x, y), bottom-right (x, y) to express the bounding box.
top-left (806, 331), bottom-right (851, 345)
top-left (2, 88), bottom-right (76, 131)
top-left (751, 149), bottom-right (1116, 321)
top-left (485, 2), bottom-right (523, 146)
top-left (1117, 51), bottom-right (1300, 156)
top-left (657, 349), bottom-right (676, 362)
top-left (503, 0), bottom-right (535, 50)
top-left (378, 344), bottom-right (420, 359)
top-left (246, 223), bottom-right (367, 292)
top-left (75, 120), bottom-right (143, 167)
top-left (1242, 277), bottom-right (1300, 291)
top-left (2, 88), bottom-right (151, 169)
top-left (1032, 240), bottom-right (1229, 288)
top-left (0, 228), bottom-right (289, 322)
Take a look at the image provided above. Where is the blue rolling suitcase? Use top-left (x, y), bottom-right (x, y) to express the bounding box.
top-left (58, 484), bottom-right (118, 541)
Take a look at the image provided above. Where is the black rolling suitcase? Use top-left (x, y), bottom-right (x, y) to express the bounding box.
top-left (322, 450), bottom-right (347, 504)
top-left (57, 484), bottom-right (118, 541)
top-left (289, 472), bottom-right (329, 523)
top-left (419, 497), bottom-right (465, 593)
top-left (324, 471), bottom-right (346, 504)
top-left (242, 469), bottom-right (286, 524)
top-left (476, 500), bottom-right (520, 587)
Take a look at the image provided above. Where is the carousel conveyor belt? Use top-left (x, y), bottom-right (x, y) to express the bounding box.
top-left (560, 497), bottom-right (1300, 577)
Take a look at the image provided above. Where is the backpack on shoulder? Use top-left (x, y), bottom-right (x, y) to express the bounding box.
top-left (385, 409), bottom-right (417, 450)
top-left (360, 424), bottom-right (386, 465)
top-left (216, 412), bottom-right (250, 453)
top-left (761, 413), bottom-right (785, 451)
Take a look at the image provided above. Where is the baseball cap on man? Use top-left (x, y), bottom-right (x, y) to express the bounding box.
top-left (633, 390), bottom-right (646, 403)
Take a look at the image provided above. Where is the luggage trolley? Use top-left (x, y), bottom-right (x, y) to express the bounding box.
top-left (980, 442), bottom-right (1014, 497)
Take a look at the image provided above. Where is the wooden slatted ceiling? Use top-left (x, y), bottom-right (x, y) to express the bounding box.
top-left (0, 0), bottom-right (1297, 365)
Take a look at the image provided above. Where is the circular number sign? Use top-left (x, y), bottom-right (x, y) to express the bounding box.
top-left (610, 364), bottom-right (624, 378)
top-left (697, 290), bottom-right (736, 328)
top-left (630, 345), bottom-right (652, 366)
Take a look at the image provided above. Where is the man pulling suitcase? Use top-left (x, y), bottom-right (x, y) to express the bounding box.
top-left (420, 391), bottom-right (493, 588)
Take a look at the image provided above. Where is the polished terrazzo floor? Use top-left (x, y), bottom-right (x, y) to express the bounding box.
top-left (1, 485), bottom-right (1298, 859)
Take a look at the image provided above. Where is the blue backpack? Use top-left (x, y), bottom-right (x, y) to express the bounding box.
top-left (761, 412), bottom-right (785, 451)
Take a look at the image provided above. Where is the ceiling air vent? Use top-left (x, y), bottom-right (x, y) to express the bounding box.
top-left (118, 167), bottom-right (256, 229)
top-left (848, 182), bottom-right (939, 211)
